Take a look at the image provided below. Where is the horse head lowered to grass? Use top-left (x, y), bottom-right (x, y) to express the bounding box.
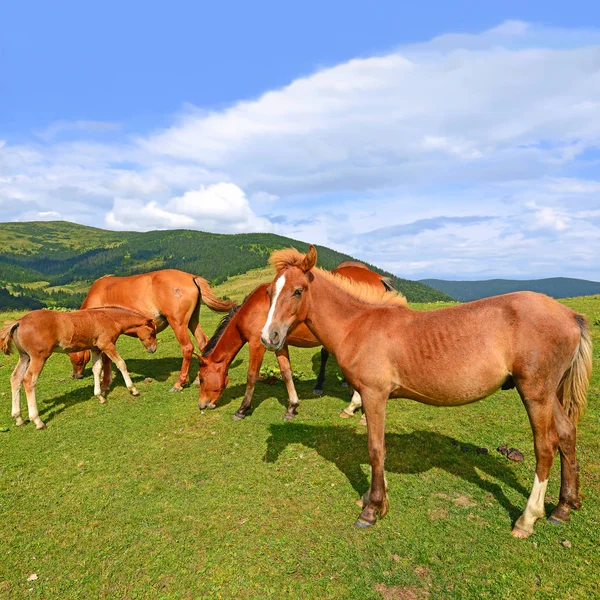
top-left (260, 245), bottom-right (592, 538)
top-left (197, 261), bottom-right (400, 421)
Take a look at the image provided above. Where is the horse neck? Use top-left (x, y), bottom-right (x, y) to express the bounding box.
top-left (304, 273), bottom-right (375, 350)
top-left (206, 311), bottom-right (245, 365)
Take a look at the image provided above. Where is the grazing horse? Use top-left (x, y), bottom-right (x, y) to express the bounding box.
top-left (197, 262), bottom-right (398, 421)
top-left (0, 307), bottom-right (157, 429)
top-left (69, 270), bottom-right (235, 392)
top-left (260, 246), bottom-right (592, 537)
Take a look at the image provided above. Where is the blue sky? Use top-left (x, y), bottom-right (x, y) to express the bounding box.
top-left (1, 1), bottom-right (600, 279)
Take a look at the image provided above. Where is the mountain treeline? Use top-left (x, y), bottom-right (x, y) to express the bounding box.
top-left (0, 221), bottom-right (452, 309)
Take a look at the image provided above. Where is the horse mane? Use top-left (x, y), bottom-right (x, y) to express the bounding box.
top-left (269, 247), bottom-right (306, 271)
top-left (315, 269), bottom-right (407, 307)
top-left (203, 303), bottom-right (243, 357)
top-left (269, 248), bottom-right (407, 307)
top-left (335, 260), bottom-right (368, 270)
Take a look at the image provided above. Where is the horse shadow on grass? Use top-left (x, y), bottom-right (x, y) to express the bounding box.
top-left (264, 423), bottom-right (532, 523)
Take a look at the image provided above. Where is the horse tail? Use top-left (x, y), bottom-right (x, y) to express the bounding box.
top-left (193, 277), bottom-right (236, 313)
top-left (381, 277), bottom-right (396, 292)
top-left (0, 320), bottom-right (19, 355)
top-left (557, 313), bottom-right (592, 425)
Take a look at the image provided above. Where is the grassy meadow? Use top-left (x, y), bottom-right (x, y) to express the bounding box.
top-left (1, 277), bottom-right (599, 598)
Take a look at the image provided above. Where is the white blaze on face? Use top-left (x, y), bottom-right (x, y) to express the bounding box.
top-left (261, 274), bottom-right (286, 343)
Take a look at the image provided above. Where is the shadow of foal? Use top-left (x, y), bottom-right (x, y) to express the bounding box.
top-left (264, 423), bottom-right (531, 523)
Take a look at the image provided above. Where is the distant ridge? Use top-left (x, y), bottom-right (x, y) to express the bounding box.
top-left (420, 277), bottom-right (600, 302)
top-left (0, 221), bottom-right (451, 309)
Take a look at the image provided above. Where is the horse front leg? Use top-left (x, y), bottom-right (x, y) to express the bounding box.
top-left (92, 350), bottom-right (107, 404)
top-left (100, 352), bottom-right (112, 392)
top-left (355, 389), bottom-right (389, 527)
top-left (100, 344), bottom-right (139, 397)
top-left (276, 346), bottom-right (300, 421)
top-left (233, 342), bottom-right (266, 421)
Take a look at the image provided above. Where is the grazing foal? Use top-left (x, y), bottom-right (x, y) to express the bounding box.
top-left (0, 307), bottom-right (157, 429)
top-left (261, 246), bottom-right (592, 537)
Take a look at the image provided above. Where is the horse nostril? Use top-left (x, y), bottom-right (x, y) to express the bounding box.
top-left (271, 330), bottom-right (280, 344)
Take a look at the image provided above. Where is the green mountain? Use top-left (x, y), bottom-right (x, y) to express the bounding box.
top-left (0, 221), bottom-right (451, 309)
top-left (420, 277), bottom-right (600, 302)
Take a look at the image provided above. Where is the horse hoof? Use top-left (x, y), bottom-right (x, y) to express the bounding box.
top-left (547, 516), bottom-right (567, 526)
top-left (232, 413), bottom-right (245, 421)
top-left (97, 396), bottom-right (107, 404)
top-left (358, 415), bottom-right (367, 426)
top-left (35, 422), bottom-right (47, 430)
top-left (169, 387), bottom-right (183, 393)
top-left (510, 526), bottom-right (531, 539)
top-left (15, 417), bottom-right (25, 427)
top-left (283, 414), bottom-right (296, 422)
top-left (312, 388), bottom-right (323, 397)
top-left (354, 517), bottom-right (375, 528)
top-left (339, 411), bottom-right (352, 419)
top-left (131, 388), bottom-right (140, 397)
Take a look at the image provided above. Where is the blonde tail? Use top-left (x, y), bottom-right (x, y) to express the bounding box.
top-left (0, 320), bottom-right (19, 355)
top-left (558, 314), bottom-right (592, 425)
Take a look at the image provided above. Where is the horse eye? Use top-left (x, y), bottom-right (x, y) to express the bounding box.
top-left (293, 288), bottom-right (303, 297)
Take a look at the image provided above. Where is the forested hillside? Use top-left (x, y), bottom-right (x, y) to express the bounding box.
top-left (0, 221), bottom-right (451, 308)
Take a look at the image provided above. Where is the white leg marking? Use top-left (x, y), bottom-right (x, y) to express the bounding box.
top-left (515, 474), bottom-right (548, 534)
top-left (343, 390), bottom-right (362, 416)
top-left (92, 352), bottom-right (103, 397)
top-left (261, 275), bottom-right (286, 343)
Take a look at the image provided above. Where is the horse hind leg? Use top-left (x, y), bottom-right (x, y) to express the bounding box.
top-left (313, 347), bottom-right (329, 396)
top-left (548, 398), bottom-right (581, 524)
top-left (10, 353), bottom-right (30, 426)
top-left (22, 356), bottom-right (47, 430)
top-left (512, 388), bottom-right (560, 538)
top-left (188, 311), bottom-right (208, 386)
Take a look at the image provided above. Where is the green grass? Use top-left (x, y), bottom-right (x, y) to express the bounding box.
top-left (1, 295), bottom-right (599, 598)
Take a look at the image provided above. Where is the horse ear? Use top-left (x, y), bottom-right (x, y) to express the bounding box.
top-left (301, 245), bottom-right (317, 272)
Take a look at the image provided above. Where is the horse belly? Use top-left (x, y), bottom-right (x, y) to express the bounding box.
top-left (393, 359), bottom-right (509, 406)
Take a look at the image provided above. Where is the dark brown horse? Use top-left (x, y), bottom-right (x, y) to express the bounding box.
top-left (261, 246), bottom-right (592, 538)
top-left (69, 269), bottom-right (235, 391)
top-left (197, 262), bottom-right (398, 421)
top-left (1, 307), bottom-right (157, 429)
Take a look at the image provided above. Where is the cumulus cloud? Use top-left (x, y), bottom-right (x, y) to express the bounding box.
top-left (106, 183), bottom-right (274, 233)
top-left (1, 20), bottom-right (600, 278)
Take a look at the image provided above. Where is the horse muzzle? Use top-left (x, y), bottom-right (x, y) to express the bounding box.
top-left (260, 325), bottom-right (288, 352)
top-left (147, 345), bottom-right (157, 354)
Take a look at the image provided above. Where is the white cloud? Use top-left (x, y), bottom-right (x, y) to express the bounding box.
top-left (105, 184), bottom-right (274, 233)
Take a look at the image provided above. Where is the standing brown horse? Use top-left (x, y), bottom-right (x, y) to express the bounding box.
top-left (1, 307), bottom-right (157, 429)
top-left (69, 270), bottom-right (235, 391)
top-left (197, 262), bottom-right (398, 421)
top-left (261, 246), bottom-right (592, 538)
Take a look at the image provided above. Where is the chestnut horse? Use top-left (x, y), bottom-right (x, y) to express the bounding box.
top-left (69, 270), bottom-right (235, 391)
top-left (261, 246), bottom-right (592, 538)
top-left (0, 307), bottom-right (157, 429)
top-left (197, 262), bottom-right (398, 421)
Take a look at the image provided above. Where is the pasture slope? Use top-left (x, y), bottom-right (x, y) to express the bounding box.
top-left (0, 221), bottom-right (451, 308)
top-left (0, 272), bottom-right (599, 598)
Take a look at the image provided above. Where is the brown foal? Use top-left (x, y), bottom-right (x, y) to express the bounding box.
top-left (1, 307), bottom-right (157, 429)
top-left (69, 269), bottom-right (235, 391)
top-left (261, 246), bottom-right (592, 537)
top-left (197, 263), bottom-right (399, 421)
